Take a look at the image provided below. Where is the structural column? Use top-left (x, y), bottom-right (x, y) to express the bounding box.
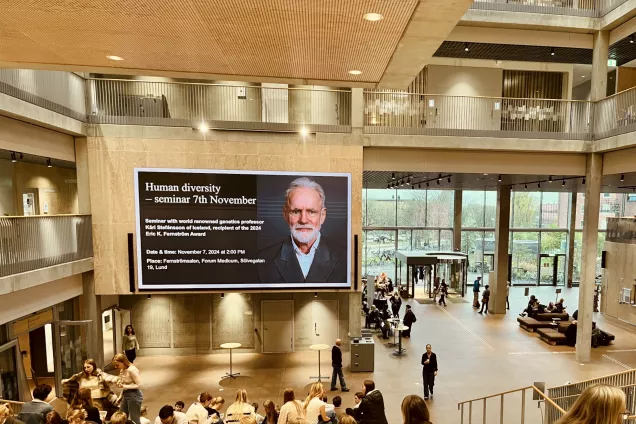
top-left (576, 153), bottom-right (602, 362)
top-left (350, 88), bottom-right (364, 145)
top-left (590, 31), bottom-right (609, 102)
top-left (491, 185), bottom-right (511, 314)
top-left (453, 190), bottom-right (463, 250)
top-left (349, 292), bottom-right (362, 339)
top-left (565, 193), bottom-right (578, 287)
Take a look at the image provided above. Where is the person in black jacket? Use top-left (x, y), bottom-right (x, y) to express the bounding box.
top-left (390, 293), bottom-right (402, 318)
top-left (353, 380), bottom-right (388, 424)
top-left (421, 344), bottom-right (438, 400)
top-left (402, 305), bottom-right (416, 338)
top-left (330, 339), bottom-right (349, 392)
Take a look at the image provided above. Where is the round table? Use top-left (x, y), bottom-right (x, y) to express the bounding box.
top-left (387, 318), bottom-right (401, 348)
top-left (220, 342), bottom-right (241, 379)
top-left (393, 325), bottom-right (409, 356)
top-left (309, 343), bottom-right (330, 382)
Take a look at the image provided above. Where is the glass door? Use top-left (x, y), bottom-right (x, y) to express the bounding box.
top-left (53, 320), bottom-right (91, 400)
top-left (0, 340), bottom-right (30, 401)
top-left (539, 255), bottom-right (555, 286)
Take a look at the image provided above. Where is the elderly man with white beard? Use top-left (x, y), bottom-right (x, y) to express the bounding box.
top-left (257, 177), bottom-right (347, 284)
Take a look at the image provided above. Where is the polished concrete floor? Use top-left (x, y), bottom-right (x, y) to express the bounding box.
top-left (135, 287), bottom-right (636, 424)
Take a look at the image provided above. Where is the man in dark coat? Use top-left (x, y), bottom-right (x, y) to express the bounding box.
top-left (330, 338), bottom-right (349, 392)
top-left (390, 293), bottom-right (402, 318)
top-left (402, 305), bottom-right (416, 338)
top-left (353, 380), bottom-right (388, 424)
top-left (421, 344), bottom-right (438, 400)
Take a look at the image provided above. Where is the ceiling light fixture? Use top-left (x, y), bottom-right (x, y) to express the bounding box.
top-left (198, 121), bottom-right (209, 133)
top-left (406, 177), bottom-right (411, 185)
top-left (464, 43), bottom-right (470, 52)
top-left (498, 175), bottom-right (502, 182)
top-left (426, 182), bottom-right (430, 188)
top-left (549, 175), bottom-right (553, 183)
top-left (349, 70), bottom-right (362, 75)
top-left (525, 183), bottom-right (528, 190)
top-left (631, 34), bottom-right (635, 44)
top-left (392, 172), bottom-right (396, 180)
top-left (582, 177), bottom-right (586, 185)
top-left (550, 48), bottom-right (555, 56)
top-left (562, 180), bottom-right (566, 187)
top-left (447, 176), bottom-right (451, 183)
top-left (621, 174), bottom-right (625, 181)
top-left (363, 13), bottom-right (384, 21)
top-left (538, 182), bottom-right (541, 188)
top-left (10, 152), bottom-right (17, 163)
top-left (47, 158), bottom-right (52, 168)
top-left (106, 55), bottom-right (124, 61)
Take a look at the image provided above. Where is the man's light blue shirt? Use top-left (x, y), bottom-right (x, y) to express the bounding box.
top-left (291, 232), bottom-right (321, 278)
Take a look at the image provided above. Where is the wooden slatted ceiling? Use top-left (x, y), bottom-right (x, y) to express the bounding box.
top-left (0, 0), bottom-right (418, 83)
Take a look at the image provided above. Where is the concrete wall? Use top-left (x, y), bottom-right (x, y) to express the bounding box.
top-left (118, 291), bottom-right (350, 354)
top-left (0, 159), bottom-right (15, 216)
top-left (0, 115), bottom-right (76, 162)
top-left (13, 162), bottom-right (78, 215)
top-left (602, 240), bottom-right (636, 323)
top-left (572, 80), bottom-right (592, 101)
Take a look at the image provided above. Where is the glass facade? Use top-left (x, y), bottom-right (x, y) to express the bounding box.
top-left (363, 186), bottom-right (634, 286)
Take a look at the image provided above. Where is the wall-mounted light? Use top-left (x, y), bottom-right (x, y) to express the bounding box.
top-left (437, 174), bottom-right (442, 183)
top-left (538, 182), bottom-right (541, 189)
top-left (524, 183), bottom-right (528, 190)
top-left (631, 34), bottom-right (635, 44)
top-left (46, 158), bottom-right (52, 168)
top-left (464, 43), bottom-right (470, 52)
top-left (406, 177), bottom-right (411, 185)
top-left (11, 152), bottom-right (17, 163)
top-left (550, 48), bottom-right (555, 56)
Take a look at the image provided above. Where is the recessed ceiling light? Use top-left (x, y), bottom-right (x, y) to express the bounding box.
top-left (363, 13), bottom-right (384, 21)
top-left (582, 75), bottom-right (586, 78)
top-left (349, 70), bottom-right (362, 75)
top-left (106, 55), bottom-right (124, 61)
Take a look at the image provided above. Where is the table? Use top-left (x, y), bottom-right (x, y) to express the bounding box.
top-left (392, 325), bottom-right (409, 356)
top-left (220, 342), bottom-right (241, 379)
top-left (309, 343), bottom-right (330, 382)
top-left (386, 318), bottom-right (401, 348)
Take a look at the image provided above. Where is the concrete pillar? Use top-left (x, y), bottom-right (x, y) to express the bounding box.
top-left (349, 292), bottom-right (362, 339)
top-left (453, 190), bottom-right (463, 250)
top-left (75, 137), bottom-right (91, 214)
top-left (590, 31), bottom-right (609, 102)
top-left (565, 193), bottom-right (578, 287)
top-left (491, 185), bottom-right (511, 314)
top-left (576, 153), bottom-right (602, 362)
top-left (82, 272), bottom-right (104, 365)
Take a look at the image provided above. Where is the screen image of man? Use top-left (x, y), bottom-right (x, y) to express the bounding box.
top-left (257, 177), bottom-right (347, 284)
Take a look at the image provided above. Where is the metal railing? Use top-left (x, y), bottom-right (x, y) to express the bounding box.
top-left (594, 85), bottom-right (636, 139)
top-left (457, 385), bottom-right (566, 424)
top-left (0, 215), bottom-right (93, 278)
top-left (469, 0), bottom-right (628, 17)
top-left (364, 92), bottom-right (593, 140)
top-left (0, 69), bottom-right (86, 121)
top-left (86, 78), bottom-right (352, 133)
top-left (0, 399), bottom-right (24, 416)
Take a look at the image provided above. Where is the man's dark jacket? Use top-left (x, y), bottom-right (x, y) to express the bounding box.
top-left (354, 390), bottom-right (388, 424)
top-left (257, 235), bottom-right (346, 284)
top-left (332, 345), bottom-right (342, 368)
top-left (421, 352), bottom-right (438, 374)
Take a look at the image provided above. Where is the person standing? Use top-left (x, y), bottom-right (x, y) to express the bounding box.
top-left (123, 325), bottom-right (140, 363)
top-left (330, 339), bottom-right (349, 392)
top-left (438, 282), bottom-right (448, 307)
top-left (472, 276), bottom-right (481, 308)
top-left (421, 345), bottom-right (438, 401)
top-left (402, 305), bottom-right (416, 338)
top-left (506, 282), bottom-right (511, 310)
top-left (353, 380), bottom-right (388, 424)
top-left (479, 285), bottom-right (491, 315)
top-left (102, 354), bottom-right (143, 424)
top-left (390, 293), bottom-right (402, 318)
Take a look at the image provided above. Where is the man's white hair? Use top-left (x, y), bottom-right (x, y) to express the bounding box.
top-left (284, 177), bottom-right (326, 208)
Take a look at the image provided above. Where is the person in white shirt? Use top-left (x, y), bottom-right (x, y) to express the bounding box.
top-left (186, 393), bottom-right (213, 424)
top-left (140, 407), bottom-right (151, 424)
top-left (303, 383), bottom-right (332, 424)
top-left (277, 389), bottom-right (304, 424)
top-left (102, 354), bottom-right (143, 424)
top-left (154, 406), bottom-right (189, 424)
top-left (225, 390), bottom-right (256, 424)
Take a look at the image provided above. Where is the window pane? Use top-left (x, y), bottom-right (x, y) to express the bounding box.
top-left (396, 190), bottom-right (427, 226)
top-left (511, 232), bottom-right (538, 285)
top-left (484, 191), bottom-right (497, 228)
top-left (462, 191), bottom-right (485, 228)
top-left (427, 190), bottom-right (454, 227)
top-left (398, 229), bottom-right (412, 251)
top-left (573, 231), bottom-right (582, 282)
top-left (413, 230), bottom-right (439, 251)
top-left (363, 230), bottom-right (395, 280)
top-left (540, 231), bottom-right (567, 254)
top-left (366, 189), bottom-right (396, 227)
top-left (463, 230), bottom-right (484, 283)
top-left (512, 192), bottom-right (541, 228)
top-left (440, 230), bottom-right (453, 251)
top-left (541, 192), bottom-right (568, 229)
top-left (482, 231), bottom-right (495, 287)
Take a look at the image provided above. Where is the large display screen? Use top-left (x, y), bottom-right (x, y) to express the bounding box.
top-left (134, 168), bottom-right (351, 290)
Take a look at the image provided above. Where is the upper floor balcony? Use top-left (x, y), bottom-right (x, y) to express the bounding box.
top-left (469, 0), bottom-right (628, 18)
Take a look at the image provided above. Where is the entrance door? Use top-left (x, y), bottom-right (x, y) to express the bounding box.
top-left (539, 255), bottom-right (555, 286)
top-left (312, 300), bottom-right (338, 345)
top-left (261, 301), bottom-right (294, 353)
top-left (54, 320), bottom-right (91, 401)
top-left (0, 340), bottom-right (30, 401)
top-left (102, 307), bottom-right (130, 364)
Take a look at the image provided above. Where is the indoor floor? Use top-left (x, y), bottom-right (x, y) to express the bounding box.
top-left (133, 287), bottom-right (636, 424)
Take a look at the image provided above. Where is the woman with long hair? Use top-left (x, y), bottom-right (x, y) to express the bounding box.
top-left (263, 401), bottom-right (278, 424)
top-left (102, 354), bottom-right (143, 424)
top-left (401, 395), bottom-right (431, 424)
top-left (45, 411), bottom-right (65, 424)
top-left (122, 326), bottom-right (140, 364)
top-left (62, 359), bottom-right (114, 413)
top-left (208, 398), bottom-right (226, 424)
top-left (67, 410), bottom-right (86, 424)
top-left (555, 384), bottom-right (626, 424)
top-left (69, 388), bottom-right (102, 424)
top-left (278, 389), bottom-right (303, 424)
top-left (0, 404), bottom-right (22, 424)
top-left (225, 390), bottom-right (255, 423)
top-left (303, 383), bottom-right (331, 424)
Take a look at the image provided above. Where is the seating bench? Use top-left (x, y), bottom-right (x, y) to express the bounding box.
top-left (517, 317), bottom-right (555, 332)
top-left (533, 312), bottom-right (569, 322)
top-left (537, 328), bottom-right (567, 345)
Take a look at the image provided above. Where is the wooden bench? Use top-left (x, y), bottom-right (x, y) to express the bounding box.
top-left (537, 328), bottom-right (567, 346)
top-left (517, 316), bottom-right (555, 332)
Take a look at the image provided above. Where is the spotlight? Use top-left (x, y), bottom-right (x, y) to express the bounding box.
top-left (426, 182), bottom-right (430, 188)
top-left (411, 185), bottom-right (415, 189)
top-left (406, 177), bottom-right (411, 185)
top-left (392, 172), bottom-right (396, 180)
top-left (464, 43), bottom-right (470, 52)
top-left (221, 293), bottom-right (225, 298)
top-left (498, 175), bottom-right (502, 182)
top-left (147, 294), bottom-right (152, 299)
top-left (525, 183), bottom-right (528, 190)
top-left (10, 152), bottom-right (17, 163)
top-left (562, 180), bottom-right (566, 187)
top-left (631, 34), bottom-right (635, 44)
top-left (550, 48), bottom-right (555, 56)
top-left (447, 176), bottom-right (451, 183)
top-left (549, 175), bottom-right (553, 183)
top-left (46, 158), bottom-right (52, 168)
top-left (198, 121), bottom-right (209, 133)
top-left (582, 177), bottom-right (586, 185)
top-left (538, 182), bottom-right (541, 188)
top-left (621, 174), bottom-right (625, 182)
top-left (299, 126), bottom-right (309, 137)
top-left (363, 12), bottom-right (384, 21)
top-left (314, 292), bottom-right (318, 298)
top-left (436, 179), bottom-right (440, 185)
top-left (437, 174), bottom-right (442, 183)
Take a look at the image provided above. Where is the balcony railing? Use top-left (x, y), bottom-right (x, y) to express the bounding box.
top-left (469, 0), bottom-right (629, 17)
top-left (364, 92), bottom-right (593, 140)
top-left (0, 215), bottom-right (93, 278)
top-left (0, 69), bottom-right (86, 121)
top-left (594, 85), bottom-right (636, 139)
top-left (86, 78), bottom-right (352, 133)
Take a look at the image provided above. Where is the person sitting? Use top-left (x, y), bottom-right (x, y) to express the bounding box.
top-left (554, 298), bottom-right (566, 313)
top-left (367, 306), bottom-right (380, 329)
top-left (546, 302), bottom-right (555, 312)
top-left (1, 404), bottom-right (25, 424)
top-left (154, 406), bottom-right (188, 424)
top-left (519, 295), bottom-right (537, 317)
top-left (18, 384), bottom-right (54, 424)
top-left (565, 320), bottom-right (578, 347)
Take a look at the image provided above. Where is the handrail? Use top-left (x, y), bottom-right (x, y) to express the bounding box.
top-left (549, 369), bottom-right (636, 390)
top-left (457, 385), bottom-right (566, 414)
top-left (551, 382), bottom-right (636, 401)
top-left (0, 400), bottom-right (25, 405)
top-left (367, 91), bottom-right (593, 103)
